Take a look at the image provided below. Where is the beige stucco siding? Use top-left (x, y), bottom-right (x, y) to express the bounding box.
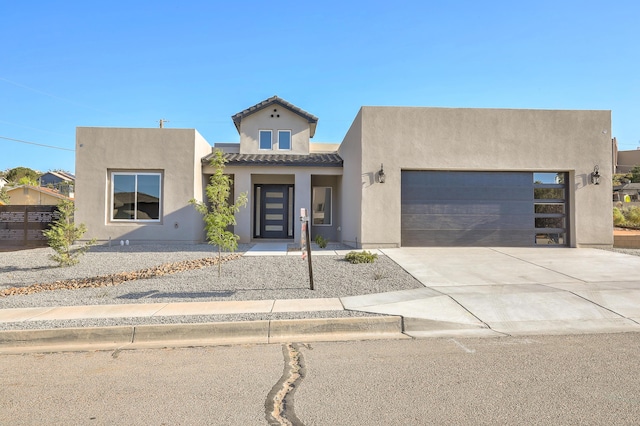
top-left (340, 107), bottom-right (613, 248)
top-left (75, 127), bottom-right (211, 244)
top-left (239, 108), bottom-right (311, 155)
top-left (337, 110), bottom-right (364, 248)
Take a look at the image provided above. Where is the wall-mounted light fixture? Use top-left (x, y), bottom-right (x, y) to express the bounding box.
top-left (377, 164), bottom-right (386, 183)
top-left (591, 165), bottom-right (600, 185)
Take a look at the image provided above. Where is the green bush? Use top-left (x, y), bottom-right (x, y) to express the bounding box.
top-left (345, 250), bottom-right (378, 264)
top-left (613, 207), bottom-right (626, 226)
top-left (314, 234), bottom-right (328, 249)
top-left (614, 206), bottom-right (640, 228)
top-left (626, 206), bottom-right (640, 225)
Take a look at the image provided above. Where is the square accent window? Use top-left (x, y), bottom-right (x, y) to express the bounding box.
top-left (312, 187), bottom-right (332, 226)
top-left (111, 172), bottom-right (161, 221)
top-left (259, 130), bottom-right (272, 150)
top-left (278, 130), bottom-right (291, 150)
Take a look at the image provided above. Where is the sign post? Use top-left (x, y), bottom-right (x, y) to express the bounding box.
top-left (300, 208), bottom-right (314, 290)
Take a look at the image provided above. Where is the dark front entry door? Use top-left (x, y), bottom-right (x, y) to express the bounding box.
top-left (255, 184), bottom-right (293, 239)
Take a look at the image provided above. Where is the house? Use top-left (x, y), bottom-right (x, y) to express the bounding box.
top-left (614, 145), bottom-right (640, 174)
top-left (613, 183), bottom-right (640, 202)
top-left (0, 176), bottom-right (7, 189)
top-left (75, 96), bottom-right (613, 248)
top-left (4, 185), bottom-right (72, 206)
top-left (40, 170), bottom-right (75, 196)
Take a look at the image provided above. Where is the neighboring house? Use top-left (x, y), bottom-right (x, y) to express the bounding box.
top-left (40, 170), bottom-right (75, 196)
top-left (613, 183), bottom-right (640, 202)
top-left (0, 176), bottom-right (7, 189)
top-left (4, 185), bottom-right (72, 206)
top-left (614, 146), bottom-right (640, 174)
top-left (75, 96), bottom-right (613, 248)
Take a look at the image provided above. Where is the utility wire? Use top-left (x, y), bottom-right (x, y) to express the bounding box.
top-left (0, 136), bottom-right (74, 152)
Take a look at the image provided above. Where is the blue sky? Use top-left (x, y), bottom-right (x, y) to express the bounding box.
top-left (1, 0), bottom-right (638, 174)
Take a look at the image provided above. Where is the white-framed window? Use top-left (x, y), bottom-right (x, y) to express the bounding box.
top-left (111, 172), bottom-right (162, 222)
top-left (259, 130), bottom-right (272, 150)
top-left (278, 130), bottom-right (291, 150)
top-left (312, 187), bottom-right (332, 226)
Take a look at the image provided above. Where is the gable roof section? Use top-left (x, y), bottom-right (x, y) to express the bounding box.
top-left (203, 152), bottom-right (343, 168)
top-left (231, 96), bottom-right (319, 137)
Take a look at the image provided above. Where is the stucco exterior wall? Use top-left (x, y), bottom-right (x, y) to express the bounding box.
top-left (337, 110), bottom-right (363, 248)
top-left (340, 107), bottom-right (613, 248)
top-left (75, 127), bottom-right (212, 244)
top-left (238, 108), bottom-right (311, 155)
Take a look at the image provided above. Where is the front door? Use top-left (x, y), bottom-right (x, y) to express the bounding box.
top-left (254, 184), bottom-right (293, 239)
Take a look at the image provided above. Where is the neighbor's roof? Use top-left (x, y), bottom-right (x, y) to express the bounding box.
top-left (5, 185), bottom-right (73, 200)
top-left (42, 170), bottom-right (75, 181)
top-left (614, 183), bottom-right (640, 191)
top-left (231, 96), bottom-right (319, 137)
top-left (202, 152), bottom-right (343, 168)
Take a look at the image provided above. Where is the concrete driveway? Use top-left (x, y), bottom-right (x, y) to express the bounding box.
top-left (342, 248), bottom-right (640, 337)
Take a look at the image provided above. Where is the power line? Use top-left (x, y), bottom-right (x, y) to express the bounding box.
top-left (0, 76), bottom-right (120, 116)
top-left (0, 136), bottom-right (74, 152)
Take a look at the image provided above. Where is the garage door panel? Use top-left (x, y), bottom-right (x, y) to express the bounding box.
top-left (402, 200), bottom-right (533, 215)
top-left (402, 213), bottom-right (534, 230)
top-left (402, 171), bottom-right (532, 187)
top-left (401, 186), bottom-right (533, 201)
top-left (401, 230), bottom-right (533, 247)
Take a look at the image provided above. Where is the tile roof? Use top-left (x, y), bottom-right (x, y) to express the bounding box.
top-left (202, 152), bottom-right (343, 167)
top-left (231, 96), bottom-right (319, 137)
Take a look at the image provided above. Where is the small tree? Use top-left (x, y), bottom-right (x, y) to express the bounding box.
top-left (630, 166), bottom-right (640, 183)
top-left (0, 187), bottom-right (9, 204)
top-left (190, 149), bottom-right (248, 276)
top-left (43, 199), bottom-right (95, 267)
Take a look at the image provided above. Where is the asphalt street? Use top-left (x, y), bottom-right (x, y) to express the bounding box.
top-left (2, 333), bottom-right (639, 425)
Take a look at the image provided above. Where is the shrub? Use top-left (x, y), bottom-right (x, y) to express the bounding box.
top-left (626, 206), bottom-right (640, 226)
top-left (345, 250), bottom-right (378, 264)
top-left (613, 207), bottom-right (626, 226)
top-left (314, 234), bottom-right (328, 249)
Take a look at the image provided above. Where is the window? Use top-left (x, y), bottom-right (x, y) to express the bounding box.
top-left (278, 130), bottom-right (291, 150)
top-left (259, 130), bottom-right (272, 150)
top-left (312, 187), bottom-right (332, 225)
top-left (533, 172), bottom-right (567, 245)
top-left (111, 172), bottom-right (161, 221)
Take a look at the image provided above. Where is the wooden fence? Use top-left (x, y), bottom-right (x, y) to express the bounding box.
top-left (0, 205), bottom-right (58, 248)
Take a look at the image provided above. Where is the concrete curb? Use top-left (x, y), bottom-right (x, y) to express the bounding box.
top-left (0, 316), bottom-right (407, 354)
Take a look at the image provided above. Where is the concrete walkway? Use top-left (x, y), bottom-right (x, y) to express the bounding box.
top-left (2, 245), bottom-right (640, 352)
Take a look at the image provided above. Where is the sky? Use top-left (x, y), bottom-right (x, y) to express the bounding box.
top-left (1, 0), bottom-right (638, 174)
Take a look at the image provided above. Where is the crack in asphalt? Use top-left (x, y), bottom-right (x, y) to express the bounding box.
top-left (265, 343), bottom-right (306, 426)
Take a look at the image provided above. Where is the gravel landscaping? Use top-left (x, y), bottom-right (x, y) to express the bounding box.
top-left (0, 244), bottom-right (424, 330)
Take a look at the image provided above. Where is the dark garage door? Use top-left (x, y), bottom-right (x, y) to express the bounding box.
top-left (401, 171), bottom-right (538, 247)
